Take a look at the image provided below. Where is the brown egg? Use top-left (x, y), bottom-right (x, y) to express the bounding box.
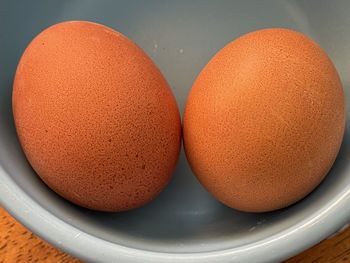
top-left (184, 28), bottom-right (345, 212)
top-left (13, 21), bottom-right (181, 212)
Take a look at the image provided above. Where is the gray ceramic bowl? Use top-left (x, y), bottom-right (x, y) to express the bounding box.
top-left (1, 1), bottom-right (349, 262)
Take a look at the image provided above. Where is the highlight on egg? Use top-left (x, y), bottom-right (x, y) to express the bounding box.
top-left (184, 28), bottom-right (345, 212)
top-left (13, 21), bottom-right (181, 212)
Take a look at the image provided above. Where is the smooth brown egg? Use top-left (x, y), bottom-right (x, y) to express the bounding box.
top-left (13, 21), bottom-right (181, 212)
top-left (184, 28), bottom-right (345, 212)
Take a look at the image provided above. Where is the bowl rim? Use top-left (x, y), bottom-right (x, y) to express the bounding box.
top-left (1, 164), bottom-right (350, 263)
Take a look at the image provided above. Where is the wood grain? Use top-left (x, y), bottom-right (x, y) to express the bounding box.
top-left (1, 206), bottom-right (350, 263)
top-left (0, 207), bottom-right (80, 263)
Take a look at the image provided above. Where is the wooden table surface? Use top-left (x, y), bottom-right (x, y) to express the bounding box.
top-left (1, 207), bottom-right (350, 263)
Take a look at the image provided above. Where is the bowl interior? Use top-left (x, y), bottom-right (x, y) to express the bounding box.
top-left (1, 0), bottom-right (350, 254)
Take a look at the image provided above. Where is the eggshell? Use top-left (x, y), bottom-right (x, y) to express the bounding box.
top-left (13, 21), bottom-right (181, 212)
top-left (184, 28), bottom-right (345, 212)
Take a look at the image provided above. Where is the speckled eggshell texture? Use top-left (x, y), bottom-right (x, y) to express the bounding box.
top-left (13, 21), bottom-right (181, 212)
top-left (184, 28), bottom-right (345, 212)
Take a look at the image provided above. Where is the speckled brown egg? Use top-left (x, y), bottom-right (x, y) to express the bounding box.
top-left (13, 21), bottom-right (181, 212)
top-left (184, 28), bottom-right (345, 212)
